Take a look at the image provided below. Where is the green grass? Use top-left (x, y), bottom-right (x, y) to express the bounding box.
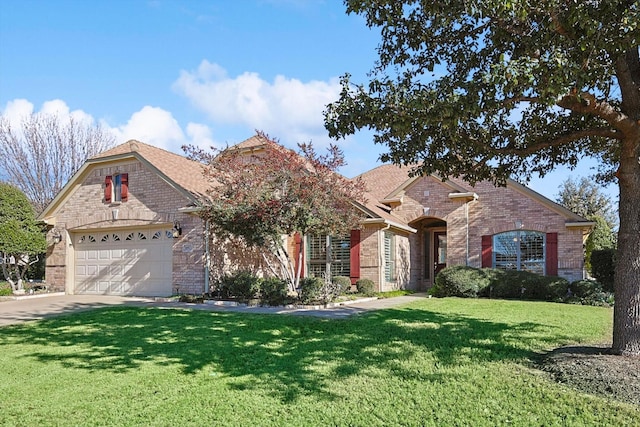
top-left (0, 298), bottom-right (637, 426)
top-left (0, 281), bottom-right (11, 296)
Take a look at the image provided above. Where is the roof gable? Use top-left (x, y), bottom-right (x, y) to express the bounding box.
top-left (39, 140), bottom-right (211, 221)
top-left (92, 140), bottom-right (210, 199)
top-left (357, 163), bottom-right (590, 224)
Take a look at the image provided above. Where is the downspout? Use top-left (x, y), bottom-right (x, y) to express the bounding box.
top-left (465, 201), bottom-right (469, 266)
top-left (204, 219), bottom-right (211, 294)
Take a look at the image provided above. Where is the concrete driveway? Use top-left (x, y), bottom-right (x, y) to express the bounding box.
top-left (0, 294), bottom-right (154, 327)
top-left (0, 293), bottom-right (429, 326)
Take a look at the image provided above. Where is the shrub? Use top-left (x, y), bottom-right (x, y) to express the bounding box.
top-left (259, 277), bottom-right (288, 306)
top-left (483, 269), bottom-right (568, 301)
top-left (567, 279), bottom-right (614, 307)
top-left (332, 276), bottom-right (352, 295)
top-left (355, 278), bottom-right (376, 296)
top-left (299, 277), bottom-right (325, 304)
top-left (569, 279), bottom-right (602, 298)
top-left (223, 270), bottom-right (260, 301)
top-left (486, 269), bottom-right (535, 299)
top-left (590, 249), bottom-right (616, 292)
top-left (528, 275), bottom-right (570, 301)
top-left (431, 265), bottom-right (489, 298)
top-left (179, 294), bottom-right (204, 303)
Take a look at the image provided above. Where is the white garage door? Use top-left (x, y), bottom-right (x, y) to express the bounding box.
top-left (74, 228), bottom-right (174, 296)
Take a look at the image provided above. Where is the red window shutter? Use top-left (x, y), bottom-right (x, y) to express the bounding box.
top-left (104, 175), bottom-right (112, 203)
top-left (120, 173), bottom-right (129, 201)
top-left (481, 235), bottom-right (492, 268)
top-left (546, 232), bottom-right (558, 276)
top-left (350, 229), bottom-right (361, 285)
top-left (293, 233), bottom-right (304, 277)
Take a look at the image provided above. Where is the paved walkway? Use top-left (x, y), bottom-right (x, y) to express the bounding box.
top-left (0, 293), bottom-right (429, 326)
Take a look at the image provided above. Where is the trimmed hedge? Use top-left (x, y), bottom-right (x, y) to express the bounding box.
top-left (432, 266), bottom-right (570, 302)
top-left (485, 269), bottom-right (569, 301)
top-left (431, 265), bottom-right (489, 298)
top-left (332, 276), bottom-right (352, 295)
top-left (222, 270), bottom-right (260, 301)
top-left (566, 279), bottom-right (614, 306)
top-left (299, 277), bottom-right (325, 304)
top-left (355, 278), bottom-right (375, 296)
top-left (259, 277), bottom-right (288, 306)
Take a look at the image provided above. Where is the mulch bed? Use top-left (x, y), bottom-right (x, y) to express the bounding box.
top-left (537, 344), bottom-right (640, 406)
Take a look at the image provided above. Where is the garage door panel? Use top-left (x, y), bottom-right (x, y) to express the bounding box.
top-left (74, 229), bottom-right (174, 297)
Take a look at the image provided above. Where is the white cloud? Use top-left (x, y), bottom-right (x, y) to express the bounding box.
top-left (2, 98), bottom-right (98, 132)
top-left (172, 60), bottom-right (342, 147)
top-left (112, 106), bottom-right (186, 151)
top-left (2, 99), bottom-right (217, 156)
top-left (2, 99), bottom-right (35, 124)
top-left (186, 122), bottom-right (220, 150)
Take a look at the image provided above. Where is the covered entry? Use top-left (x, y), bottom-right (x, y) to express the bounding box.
top-left (413, 218), bottom-right (447, 288)
top-left (73, 228), bottom-right (174, 296)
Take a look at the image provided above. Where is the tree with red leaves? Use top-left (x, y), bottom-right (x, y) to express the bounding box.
top-left (184, 132), bottom-right (366, 293)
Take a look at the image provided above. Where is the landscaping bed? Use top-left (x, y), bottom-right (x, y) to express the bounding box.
top-left (538, 344), bottom-right (640, 406)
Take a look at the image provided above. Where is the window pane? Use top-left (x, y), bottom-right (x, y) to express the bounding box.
top-left (307, 235), bottom-right (326, 260)
top-left (331, 236), bottom-right (350, 277)
top-left (493, 230), bottom-right (545, 274)
top-left (384, 232), bottom-right (396, 281)
top-left (520, 232), bottom-right (545, 275)
top-left (113, 174), bottom-right (122, 202)
top-left (494, 231), bottom-right (519, 270)
top-left (307, 234), bottom-right (350, 279)
top-left (437, 234), bottom-right (447, 263)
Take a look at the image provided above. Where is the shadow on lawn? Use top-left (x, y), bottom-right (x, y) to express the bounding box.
top-left (0, 306), bottom-right (568, 403)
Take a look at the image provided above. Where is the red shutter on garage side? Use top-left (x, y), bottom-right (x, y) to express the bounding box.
top-left (121, 173), bottom-right (129, 201)
top-left (546, 232), bottom-right (558, 276)
top-left (481, 235), bottom-right (492, 268)
top-left (350, 229), bottom-right (361, 285)
top-left (293, 233), bottom-right (304, 278)
top-left (104, 175), bottom-right (112, 203)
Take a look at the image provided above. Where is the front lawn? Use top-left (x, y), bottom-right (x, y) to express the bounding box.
top-left (0, 298), bottom-right (637, 426)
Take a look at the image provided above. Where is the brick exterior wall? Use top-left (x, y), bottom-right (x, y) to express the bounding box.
top-left (45, 154), bottom-right (587, 296)
top-left (45, 159), bottom-right (205, 295)
top-left (381, 176), bottom-right (587, 290)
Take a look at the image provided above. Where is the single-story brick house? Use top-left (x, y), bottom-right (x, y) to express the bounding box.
top-left (39, 136), bottom-right (593, 296)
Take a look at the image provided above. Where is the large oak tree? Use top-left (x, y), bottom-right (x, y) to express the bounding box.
top-left (325, 1), bottom-right (639, 355)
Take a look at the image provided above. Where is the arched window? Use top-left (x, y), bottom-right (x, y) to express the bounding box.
top-left (493, 230), bottom-right (545, 275)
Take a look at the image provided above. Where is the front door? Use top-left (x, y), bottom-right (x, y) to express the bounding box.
top-left (434, 231), bottom-right (447, 275)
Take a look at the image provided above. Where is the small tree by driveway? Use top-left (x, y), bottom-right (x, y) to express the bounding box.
top-left (0, 182), bottom-right (47, 293)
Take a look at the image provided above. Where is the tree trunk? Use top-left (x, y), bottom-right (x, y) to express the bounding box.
top-left (612, 130), bottom-right (640, 356)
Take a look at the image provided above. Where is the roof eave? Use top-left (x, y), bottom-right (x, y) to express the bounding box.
top-left (361, 218), bottom-right (417, 233)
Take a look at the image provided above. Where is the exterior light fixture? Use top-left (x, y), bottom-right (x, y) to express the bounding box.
top-left (172, 221), bottom-right (182, 238)
top-left (52, 229), bottom-right (62, 244)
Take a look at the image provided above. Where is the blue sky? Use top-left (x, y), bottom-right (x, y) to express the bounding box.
top-left (0, 0), bottom-right (617, 202)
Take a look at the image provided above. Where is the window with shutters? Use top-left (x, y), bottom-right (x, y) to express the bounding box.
top-left (493, 230), bottom-right (545, 275)
top-left (113, 174), bottom-right (122, 202)
top-left (384, 232), bottom-right (396, 282)
top-left (104, 173), bottom-right (128, 203)
top-left (307, 234), bottom-right (350, 279)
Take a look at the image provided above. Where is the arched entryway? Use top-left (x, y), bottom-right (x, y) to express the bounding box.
top-left (410, 217), bottom-right (447, 289)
